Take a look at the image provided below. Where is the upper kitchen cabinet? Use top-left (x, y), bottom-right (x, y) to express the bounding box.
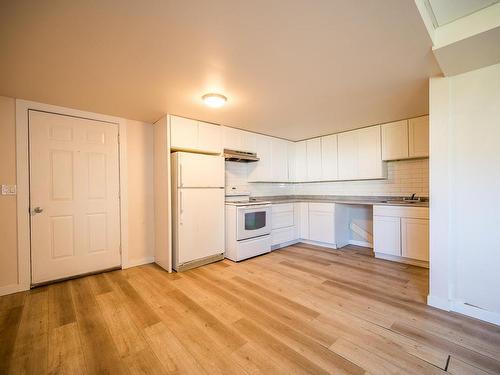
top-left (294, 141), bottom-right (307, 182)
top-left (381, 120), bottom-right (409, 160)
top-left (248, 134), bottom-right (273, 182)
top-left (170, 116), bottom-right (198, 151)
top-left (198, 122), bottom-right (222, 154)
top-left (357, 125), bottom-right (385, 178)
top-left (222, 126), bottom-right (257, 153)
top-left (170, 115), bottom-right (222, 154)
top-left (381, 116), bottom-right (429, 161)
top-left (337, 130), bottom-right (358, 180)
top-left (271, 138), bottom-right (289, 182)
top-left (287, 142), bottom-right (296, 182)
top-left (338, 125), bottom-right (386, 180)
top-left (306, 138), bottom-right (322, 181)
top-left (321, 134), bottom-right (338, 180)
top-left (408, 116), bottom-right (429, 158)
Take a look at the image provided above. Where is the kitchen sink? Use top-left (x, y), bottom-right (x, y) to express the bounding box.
top-left (381, 200), bottom-right (421, 204)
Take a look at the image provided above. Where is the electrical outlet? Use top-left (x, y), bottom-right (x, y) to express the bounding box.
top-left (1, 184), bottom-right (17, 196)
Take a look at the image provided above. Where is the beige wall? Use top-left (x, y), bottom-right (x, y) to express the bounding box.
top-left (0, 96), bottom-right (155, 292)
top-left (0, 96), bottom-right (18, 289)
top-left (126, 120), bottom-right (155, 263)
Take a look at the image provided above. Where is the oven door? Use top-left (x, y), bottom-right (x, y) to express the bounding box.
top-left (236, 205), bottom-right (272, 241)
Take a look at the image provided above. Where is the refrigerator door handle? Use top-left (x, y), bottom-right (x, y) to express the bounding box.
top-left (179, 191), bottom-right (183, 225)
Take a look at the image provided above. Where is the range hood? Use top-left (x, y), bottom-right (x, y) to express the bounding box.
top-left (223, 149), bottom-right (259, 162)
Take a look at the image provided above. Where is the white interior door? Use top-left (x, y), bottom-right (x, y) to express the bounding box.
top-left (29, 110), bottom-right (121, 284)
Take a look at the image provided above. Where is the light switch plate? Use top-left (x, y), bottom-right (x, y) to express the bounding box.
top-left (1, 184), bottom-right (17, 195)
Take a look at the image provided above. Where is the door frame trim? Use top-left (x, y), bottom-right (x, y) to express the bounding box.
top-left (15, 99), bottom-right (129, 290)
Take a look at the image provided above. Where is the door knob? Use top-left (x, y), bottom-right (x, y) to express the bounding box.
top-left (32, 207), bottom-right (44, 214)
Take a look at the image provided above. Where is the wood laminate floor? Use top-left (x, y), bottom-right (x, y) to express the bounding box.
top-left (1, 243), bottom-right (500, 374)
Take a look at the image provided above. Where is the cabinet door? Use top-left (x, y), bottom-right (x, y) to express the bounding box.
top-left (298, 202), bottom-right (309, 239)
top-left (381, 120), bottom-right (409, 161)
top-left (408, 116), bottom-right (429, 158)
top-left (357, 125), bottom-right (383, 178)
top-left (222, 126), bottom-right (241, 150)
top-left (287, 142), bottom-right (296, 182)
top-left (306, 138), bottom-right (322, 181)
top-left (271, 138), bottom-right (289, 182)
top-left (240, 131), bottom-right (257, 153)
top-left (401, 218), bottom-right (429, 261)
top-left (170, 116), bottom-right (198, 151)
top-left (309, 211), bottom-right (335, 244)
top-left (248, 134), bottom-right (272, 181)
top-left (338, 130), bottom-right (357, 180)
top-left (294, 141), bottom-right (307, 182)
top-left (321, 134), bottom-right (338, 180)
top-left (373, 216), bottom-right (401, 256)
top-left (198, 121), bottom-right (222, 154)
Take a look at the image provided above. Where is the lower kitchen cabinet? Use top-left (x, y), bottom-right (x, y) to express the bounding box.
top-left (401, 218), bottom-right (429, 261)
top-left (297, 202), bottom-right (309, 239)
top-left (271, 227), bottom-right (296, 246)
top-left (373, 205), bottom-right (429, 265)
top-left (373, 216), bottom-right (401, 256)
top-left (308, 203), bottom-right (335, 244)
top-left (271, 203), bottom-right (297, 249)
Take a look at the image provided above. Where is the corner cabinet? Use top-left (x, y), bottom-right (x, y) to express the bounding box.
top-left (338, 125), bottom-right (386, 180)
top-left (170, 115), bottom-right (222, 154)
top-left (306, 138), bottom-right (322, 181)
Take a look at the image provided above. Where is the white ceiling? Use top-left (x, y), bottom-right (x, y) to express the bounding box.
top-left (428, 0), bottom-right (500, 26)
top-left (0, 0), bottom-right (441, 141)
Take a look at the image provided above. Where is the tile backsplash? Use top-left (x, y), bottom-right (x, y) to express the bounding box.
top-left (225, 159), bottom-right (429, 197)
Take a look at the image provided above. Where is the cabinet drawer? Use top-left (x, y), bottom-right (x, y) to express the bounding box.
top-left (272, 203), bottom-right (294, 213)
top-left (308, 202), bottom-right (335, 213)
top-left (272, 227), bottom-right (296, 246)
top-left (373, 205), bottom-right (428, 219)
top-left (272, 211), bottom-right (294, 229)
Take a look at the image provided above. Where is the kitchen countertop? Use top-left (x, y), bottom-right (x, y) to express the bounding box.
top-left (250, 195), bottom-right (429, 208)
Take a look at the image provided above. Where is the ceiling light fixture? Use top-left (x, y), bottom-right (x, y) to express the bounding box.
top-left (202, 93), bottom-right (227, 108)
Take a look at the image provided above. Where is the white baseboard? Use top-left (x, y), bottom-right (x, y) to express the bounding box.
top-left (298, 239), bottom-right (337, 249)
top-left (451, 301), bottom-right (500, 326)
top-left (427, 294), bottom-right (451, 311)
top-left (0, 283), bottom-right (29, 297)
top-left (271, 239), bottom-right (300, 251)
top-left (375, 252), bottom-right (429, 268)
top-left (348, 240), bottom-right (373, 248)
top-left (122, 256), bottom-right (155, 269)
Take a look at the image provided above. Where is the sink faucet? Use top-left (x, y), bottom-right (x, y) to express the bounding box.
top-left (410, 193), bottom-right (416, 200)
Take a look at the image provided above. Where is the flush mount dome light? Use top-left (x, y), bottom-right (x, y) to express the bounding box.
top-left (202, 93), bottom-right (227, 108)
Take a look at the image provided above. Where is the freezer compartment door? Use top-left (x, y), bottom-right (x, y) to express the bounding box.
top-left (176, 152), bottom-right (224, 187)
top-left (176, 188), bottom-right (224, 264)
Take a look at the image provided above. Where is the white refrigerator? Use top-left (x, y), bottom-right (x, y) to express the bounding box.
top-left (171, 152), bottom-right (225, 271)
